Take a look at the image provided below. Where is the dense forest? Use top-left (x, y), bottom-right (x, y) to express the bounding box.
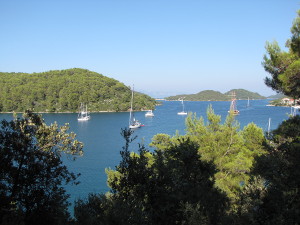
top-left (0, 68), bottom-right (156, 112)
top-left (165, 89), bottom-right (266, 101)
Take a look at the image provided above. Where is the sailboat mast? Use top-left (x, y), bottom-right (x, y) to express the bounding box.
top-left (129, 85), bottom-right (134, 126)
top-left (268, 118), bottom-right (271, 136)
top-left (229, 92), bottom-right (236, 111)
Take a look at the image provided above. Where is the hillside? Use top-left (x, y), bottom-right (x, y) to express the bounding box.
top-left (0, 68), bottom-right (156, 112)
top-left (166, 90), bottom-right (229, 101)
top-left (165, 89), bottom-right (266, 101)
top-left (267, 93), bottom-right (287, 99)
top-left (224, 89), bottom-right (266, 100)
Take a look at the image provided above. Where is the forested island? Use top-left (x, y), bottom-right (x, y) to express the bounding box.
top-left (165, 89), bottom-right (266, 101)
top-left (0, 68), bottom-right (156, 113)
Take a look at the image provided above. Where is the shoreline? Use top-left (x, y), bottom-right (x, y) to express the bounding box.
top-left (164, 98), bottom-right (268, 101)
top-left (0, 109), bottom-right (152, 114)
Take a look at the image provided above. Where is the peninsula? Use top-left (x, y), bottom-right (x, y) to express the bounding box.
top-left (0, 68), bottom-right (156, 113)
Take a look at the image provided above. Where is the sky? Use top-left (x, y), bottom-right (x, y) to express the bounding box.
top-left (0, 0), bottom-right (299, 98)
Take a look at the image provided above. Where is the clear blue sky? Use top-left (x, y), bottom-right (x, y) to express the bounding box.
top-left (0, 0), bottom-right (299, 97)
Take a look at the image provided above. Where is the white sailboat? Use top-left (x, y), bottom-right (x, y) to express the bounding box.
top-left (145, 110), bottom-right (154, 117)
top-left (77, 103), bottom-right (90, 121)
top-left (247, 97), bottom-right (250, 107)
top-left (177, 99), bottom-right (187, 115)
top-left (129, 86), bottom-right (141, 129)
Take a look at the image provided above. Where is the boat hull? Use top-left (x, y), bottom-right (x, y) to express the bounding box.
top-left (129, 122), bottom-right (141, 129)
top-left (78, 116), bottom-right (91, 121)
top-left (228, 110), bottom-right (239, 115)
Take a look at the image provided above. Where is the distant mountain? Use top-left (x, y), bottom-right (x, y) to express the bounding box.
top-left (267, 93), bottom-right (287, 99)
top-left (165, 90), bottom-right (229, 101)
top-left (165, 89), bottom-right (266, 101)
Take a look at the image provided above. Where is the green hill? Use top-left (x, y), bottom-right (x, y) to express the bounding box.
top-left (191, 90), bottom-right (230, 101)
top-left (224, 89), bottom-right (266, 100)
top-left (0, 68), bottom-right (156, 112)
top-left (165, 90), bottom-right (229, 101)
top-left (165, 89), bottom-right (266, 101)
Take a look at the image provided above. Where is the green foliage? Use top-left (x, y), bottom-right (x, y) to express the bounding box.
top-left (262, 10), bottom-right (300, 98)
top-left (0, 111), bottom-right (83, 225)
top-left (279, 60), bottom-right (300, 97)
top-left (74, 193), bottom-right (115, 225)
top-left (230, 176), bottom-right (267, 225)
top-left (77, 128), bottom-right (229, 225)
top-left (149, 133), bottom-right (177, 151)
top-left (0, 68), bottom-right (156, 112)
top-left (290, 10), bottom-right (300, 57)
top-left (185, 106), bottom-right (266, 202)
top-left (255, 14), bottom-right (300, 223)
top-left (256, 14), bottom-right (300, 223)
top-left (166, 89), bottom-right (266, 101)
top-left (250, 116), bottom-right (300, 224)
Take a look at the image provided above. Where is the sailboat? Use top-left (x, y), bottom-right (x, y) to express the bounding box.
top-left (228, 91), bottom-right (239, 115)
top-left (77, 103), bottom-right (91, 121)
top-left (129, 86), bottom-right (141, 129)
top-left (145, 110), bottom-right (154, 117)
top-left (247, 97), bottom-right (250, 107)
top-left (177, 99), bottom-right (187, 115)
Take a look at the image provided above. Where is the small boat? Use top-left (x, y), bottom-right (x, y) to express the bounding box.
top-left (78, 103), bottom-right (91, 121)
top-left (228, 91), bottom-right (239, 115)
top-left (145, 110), bottom-right (154, 117)
top-left (129, 85), bottom-right (141, 129)
top-left (177, 111), bottom-right (188, 115)
top-left (177, 99), bottom-right (187, 115)
top-left (129, 118), bottom-right (142, 129)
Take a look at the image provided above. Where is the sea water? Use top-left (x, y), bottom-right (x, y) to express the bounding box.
top-left (0, 100), bottom-right (296, 211)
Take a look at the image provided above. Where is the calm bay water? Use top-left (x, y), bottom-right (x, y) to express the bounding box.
top-left (0, 100), bottom-right (296, 208)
